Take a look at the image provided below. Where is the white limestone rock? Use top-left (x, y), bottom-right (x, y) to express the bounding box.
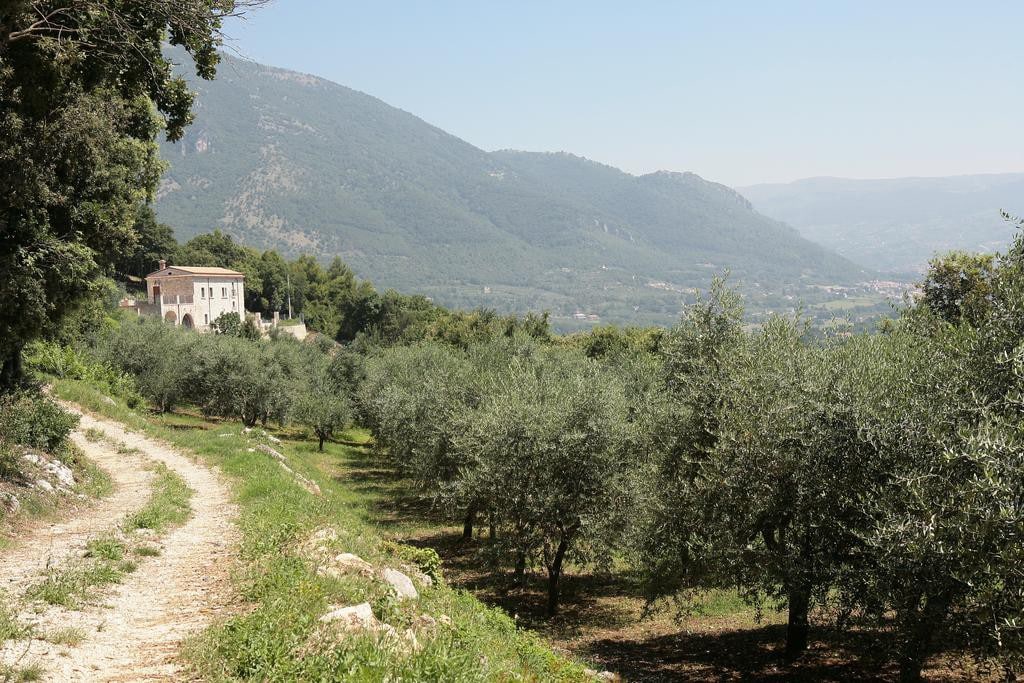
top-left (0, 492), bottom-right (20, 515)
top-left (318, 602), bottom-right (377, 632)
top-left (44, 460), bottom-right (75, 489)
top-left (380, 568), bottom-right (418, 600)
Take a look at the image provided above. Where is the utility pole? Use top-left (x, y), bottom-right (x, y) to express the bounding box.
top-left (286, 269), bottom-right (293, 320)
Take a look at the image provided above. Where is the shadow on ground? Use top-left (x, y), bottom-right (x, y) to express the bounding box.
top-left (331, 446), bottom-right (983, 682)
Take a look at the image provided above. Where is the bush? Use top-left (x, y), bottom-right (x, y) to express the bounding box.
top-left (0, 391), bottom-right (78, 453)
top-left (380, 540), bottom-right (443, 583)
top-left (25, 340), bottom-right (140, 405)
top-left (211, 312), bottom-right (242, 336)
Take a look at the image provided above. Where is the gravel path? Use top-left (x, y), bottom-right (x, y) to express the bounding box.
top-left (0, 407), bottom-right (240, 681)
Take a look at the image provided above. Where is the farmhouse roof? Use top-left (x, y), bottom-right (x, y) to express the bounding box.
top-left (145, 265), bottom-right (245, 278)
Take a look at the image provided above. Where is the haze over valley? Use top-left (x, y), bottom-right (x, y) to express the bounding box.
top-left (742, 174), bottom-right (1024, 275)
top-left (155, 49), bottom-right (886, 329)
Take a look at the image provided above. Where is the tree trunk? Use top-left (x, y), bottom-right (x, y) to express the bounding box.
top-left (462, 504), bottom-right (477, 541)
top-left (785, 584), bottom-right (811, 662)
top-left (0, 344), bottom-right (23, 393)
top-left (318, 433), bottom-right (325, 452)
top-left (545, 538), bottom-right (569, 617)
top-left (898, 593), bottom-right (950, 683)
top-left (514, 551), bottom-right (526, 581)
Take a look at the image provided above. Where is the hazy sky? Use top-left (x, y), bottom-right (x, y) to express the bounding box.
top-left (223, 1), bottom-right (1024, 187)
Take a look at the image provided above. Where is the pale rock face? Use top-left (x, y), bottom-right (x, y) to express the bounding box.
top-left (437, 615), bottom-right (453, 627)
top-left (34, 479), bottom-right (54, 493)
top-left (299, 526), bottom-right (339, 558)
top-left (317, 552), bottom-right (374, 579)
top-left (412, 614), bottom-right (437, 631)
top-left (337, 552), bottom-right (374, 575)
top-left (0, 492), bottom-right (20, 514)
top-left (401, 563), bottom-right (434, 588)
top-left (44, 460), bottom-right (75, 489)
top-left (380, 568), bottom-right (418, 600)
top-left (318, 602), bottom-right (377, 632)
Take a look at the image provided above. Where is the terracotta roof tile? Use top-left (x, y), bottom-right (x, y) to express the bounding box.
top-left (145, 266), bottom-right (245, 278)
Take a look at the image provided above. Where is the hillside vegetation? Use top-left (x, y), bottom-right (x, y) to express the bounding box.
top-left (22, 215), bottom-right (1024, 681)
top-left (741, 173), bottom-right (1024, 273)
top-left (155, 49), bottom-right (865, 325)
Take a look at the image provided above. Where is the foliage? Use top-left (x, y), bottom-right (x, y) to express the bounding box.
top-left (210, 311), bottom-right (242, 336)
top-left (50, 376), bottom-right (592, 682)
top-left (379, 541), bottom-right (443, 584)
top-left (457, 349), bottom-right (631, 615)
top-left (25, 340), bottom-right (138, 403)
top-left (0, 391), bottom-right (78, 453)
top-left (112, 205), bottom-right (178, 280)
top-left (292, 354), bottom-right (350, 451)
top-left (0, 0), bottom-right (255, 389)
top-left (921, 250), bottom-right (996, 326)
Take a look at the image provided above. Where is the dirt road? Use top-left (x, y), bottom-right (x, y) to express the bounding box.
top-left (0, 407), bottom-right (239, 681)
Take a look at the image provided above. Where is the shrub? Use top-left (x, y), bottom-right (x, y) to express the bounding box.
top-left (0, 391), bottom-right (78, 453)
top-left (211, 312), bottom-right (242, 336)
top-left (25, 340), bottom-right (140, 405)
top-left (380, 540), bottom-right (443, 583)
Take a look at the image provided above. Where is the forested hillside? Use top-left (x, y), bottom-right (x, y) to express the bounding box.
top-left (741, 174), bottom-right (1024, 273)
top-left (155, 49), bottom-right (866, 325)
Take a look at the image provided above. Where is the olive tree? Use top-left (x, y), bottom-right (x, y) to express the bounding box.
top-left (359, 342), bottom-right (482, 537)
top-left (456, 349), bottom-right (630, 616)
top-left (293, 353), bottom-right (350, 451)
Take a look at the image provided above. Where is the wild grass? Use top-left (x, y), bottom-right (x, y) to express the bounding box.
top-left (52, 377), bottom-right (593, 681)
top-left (27, 558), bottom-right (134, 609)
top-left (85, 537), bottom-right (126, 561)
top-left (123, 463), bottom-right (192, 533)
top-left (45, 626), bottom-right (86, 647)
top-left (24, 464), bottom-right (190, 609)
top-left (0, 663), bottom-right (44, 682)
top-left (76, 456), bottom-right (113, 499)
top-left (0, 598), bottom-right (29, 642)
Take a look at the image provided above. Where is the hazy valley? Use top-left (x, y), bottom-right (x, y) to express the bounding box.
top-left (156, 49), bottom-right (879, 329)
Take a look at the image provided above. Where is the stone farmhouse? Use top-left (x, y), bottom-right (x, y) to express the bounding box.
top-left (121, 260), bottom-right (246, 331)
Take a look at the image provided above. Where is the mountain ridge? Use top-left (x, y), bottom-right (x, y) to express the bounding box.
top-left (155, 48), bottom-right (866, 325)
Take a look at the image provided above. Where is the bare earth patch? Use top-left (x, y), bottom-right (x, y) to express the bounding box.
top-left (0, 407), bottom-right (240, 681)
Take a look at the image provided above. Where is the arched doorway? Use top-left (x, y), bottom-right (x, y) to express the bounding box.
top-left (164, 311), bottom-right (177, 325)
top-left (181, 314), bottom-right (194, 330)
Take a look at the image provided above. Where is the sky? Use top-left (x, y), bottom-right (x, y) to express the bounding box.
top-left (223, 1), bottom-right (1024, 187)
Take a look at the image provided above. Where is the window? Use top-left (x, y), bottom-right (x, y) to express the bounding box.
top-left (232, 301), bottom-right (236, 310)
top-left (221, 287), bottom-right (227, 298)
top-left (204, 314), bottom-right (209, 325)
top-left (201, 287), bottom-right (205, 298)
